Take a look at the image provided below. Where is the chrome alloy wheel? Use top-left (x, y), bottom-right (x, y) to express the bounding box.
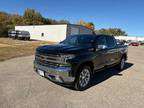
top-left (79, 68), bottom-right (91, 88)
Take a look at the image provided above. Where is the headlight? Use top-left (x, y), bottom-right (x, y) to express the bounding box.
top-left (61, 54), bottom-right (75, 62)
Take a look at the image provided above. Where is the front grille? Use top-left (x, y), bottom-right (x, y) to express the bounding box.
top-left (35, 53), bottom-right (62, 67)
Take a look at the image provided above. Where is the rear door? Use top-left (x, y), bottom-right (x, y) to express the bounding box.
top-left (105, 36), bottom-right (119, 65)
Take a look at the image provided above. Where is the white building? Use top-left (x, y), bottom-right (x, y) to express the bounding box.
top-left (115, 36), bottom-right (144, 41)
top-left (15, 24), bottom-right (93, 42)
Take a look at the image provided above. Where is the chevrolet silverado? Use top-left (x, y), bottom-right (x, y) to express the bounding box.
top-left (34, 34), bottom-right (128, 90)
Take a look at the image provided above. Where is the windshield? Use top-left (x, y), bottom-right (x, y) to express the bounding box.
top-left (60, 35), bottom-right (94, 45)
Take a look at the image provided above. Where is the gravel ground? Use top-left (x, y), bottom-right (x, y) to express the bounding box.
top-left (0, 47), bottom-right (144, 108)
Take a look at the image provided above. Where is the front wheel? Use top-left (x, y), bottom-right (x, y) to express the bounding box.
top-left (74, 66), bottom-right (92, 91)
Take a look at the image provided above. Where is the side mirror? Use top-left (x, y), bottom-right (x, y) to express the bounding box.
top-left (97, 45), bottom-right (107, 50)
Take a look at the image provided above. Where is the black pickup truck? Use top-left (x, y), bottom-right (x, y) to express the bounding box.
top-left (34, 34), bottom-right (128, 90)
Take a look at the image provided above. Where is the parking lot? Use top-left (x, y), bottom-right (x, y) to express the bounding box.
top-left (0, 46), bottom-right (144, 108)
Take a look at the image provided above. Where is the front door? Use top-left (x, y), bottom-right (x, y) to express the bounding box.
top-left (93, 36), bottom-right (107, 70)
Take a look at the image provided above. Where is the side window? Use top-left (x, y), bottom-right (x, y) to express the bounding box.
top-left (106, 36), bottom-right (116, 48)
top-left (95, 36), bottom-right (106, 46)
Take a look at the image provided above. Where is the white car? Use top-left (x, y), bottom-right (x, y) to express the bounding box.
top-left (8, 30), bottom-right (16, 38)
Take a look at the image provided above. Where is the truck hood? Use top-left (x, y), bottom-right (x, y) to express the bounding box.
top-left (36, 43), bottom-right (93, 54)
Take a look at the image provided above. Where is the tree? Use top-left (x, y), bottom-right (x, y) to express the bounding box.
top-left (0, 12), bottom-right (11, 37)
top-left (8, 14), bottom-right (25, 29)
top-left (23, 8), bottom-right (44, 25)
top-left (85, 22), bottom-right (95, 30)
top-left (43, 18), bottom-right (52, 24)
top-left (77, 20), bottom-right (95, 30)
top-left (0, 12), bottom-right (27, 37)
top-left (96, 28), bottom-right (127, 36)
top-left (58, 20), bottom-right (70, 24)
top-left (0, 9), bottom-right (72, 37)
top-left (47, 19), bottom-right (58, 24)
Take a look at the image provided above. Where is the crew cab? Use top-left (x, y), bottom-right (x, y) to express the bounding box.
top-left (34, 34), bottom-right (128, 90)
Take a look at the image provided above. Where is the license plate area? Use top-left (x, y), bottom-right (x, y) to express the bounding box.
top-left (45, 72), bottom-right (56, 79)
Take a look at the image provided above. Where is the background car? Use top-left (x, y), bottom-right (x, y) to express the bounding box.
top-left (129, 42), bottom-right (140, 46)
top-left (8, 30), bottom-right (16, 38)
top-left (17, 31), bottom-right (30, 40)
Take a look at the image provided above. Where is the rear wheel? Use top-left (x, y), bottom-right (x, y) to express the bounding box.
top-left (74, 66), bottom-right (91, 91)
top-left (117, 57), bottom-right (125, 70)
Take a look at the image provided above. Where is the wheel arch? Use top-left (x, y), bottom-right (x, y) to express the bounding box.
top-left (76, 61), bottom-right (94, 75)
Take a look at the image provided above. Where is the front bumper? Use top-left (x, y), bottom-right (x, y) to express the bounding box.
top-left (34, 61), bottom-right (75, 84)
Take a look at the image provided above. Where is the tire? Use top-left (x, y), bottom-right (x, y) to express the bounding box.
top-left (74, 65), bottom-right (92, 91)
top-left (117, 57), bottom-right (126, 70)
